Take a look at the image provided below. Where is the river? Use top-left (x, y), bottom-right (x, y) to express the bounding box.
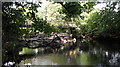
top-left (17, 39), bottom-right (120, 66)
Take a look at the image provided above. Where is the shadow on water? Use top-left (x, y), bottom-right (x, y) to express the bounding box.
top-left (2, 38), bottom-right (120, 66)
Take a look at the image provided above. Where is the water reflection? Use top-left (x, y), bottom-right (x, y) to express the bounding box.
top-left (18, 40), bottom-right (120, 66)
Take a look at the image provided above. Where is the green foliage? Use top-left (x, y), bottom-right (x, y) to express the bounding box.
top-left (2, 1), bottom-right (120, 64)
top-left (2, 2), bottom-right (57, 38)
top-left (2, 2), bottom-right (57, 63)
top-left (32, 18), bottom-right (57, 35)
top-left (57, 23), bottom-right (64, 32)
top-left (2, 2), bottom-right (26, 42)
top-left (59, 2), bottom-right (96, 21)
top-left (59, 2), bottom-right (82, 21)
top-left (63, 2), bottom-right (82, 15)
top-left (76, 2), bottom-right (120, 38)
top-left (82, 2), bottom-right (96, 13)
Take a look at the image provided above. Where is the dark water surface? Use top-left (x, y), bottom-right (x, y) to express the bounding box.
top-left (17, 40), bottom-right (120, 66)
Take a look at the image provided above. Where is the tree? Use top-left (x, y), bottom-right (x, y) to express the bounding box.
top-left (2, 2), bottom-right (57, 63)
top-left (58, 2), bottom-right (82, 21)
top-left (76, 2), bottom-right (120, 38)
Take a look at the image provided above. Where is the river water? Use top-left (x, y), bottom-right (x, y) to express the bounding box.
top-left (17, 39), bottom-right (120, 66)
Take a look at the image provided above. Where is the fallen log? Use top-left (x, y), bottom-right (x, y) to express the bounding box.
top-left (18, 33), bottom-right (75, 52)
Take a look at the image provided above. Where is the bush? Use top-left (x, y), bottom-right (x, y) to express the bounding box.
top-left (76, 3), bottom-right (120, 38)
